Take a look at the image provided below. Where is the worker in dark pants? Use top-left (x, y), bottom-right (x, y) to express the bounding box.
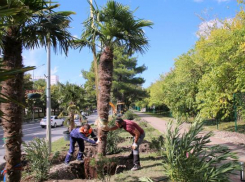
top-left (108, 117), bottom-right (145, 171)
top-left (65, 124), bottom-right (98, 164)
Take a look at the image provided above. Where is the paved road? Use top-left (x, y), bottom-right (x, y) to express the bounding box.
top-left (0, 112), bottom-right (98, 165)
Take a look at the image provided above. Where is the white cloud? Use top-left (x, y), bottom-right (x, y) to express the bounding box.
top-left (193, 0), bottom-right (230, 2)
top-left (73, 35), bottom-right (79, 38)
top-left (216, 0), bottom-right (229, 2)
top-left (79, 73), bottom-right (83, 77)
top-left (197, 19), bottom-right (222, 37)
top-left (197, 18), bottom-right (233, 38)
top-left (51, 66), bottom-right (58, 75)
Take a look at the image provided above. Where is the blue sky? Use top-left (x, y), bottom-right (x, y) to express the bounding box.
top-left (23, 0), bottom-right (241, 88)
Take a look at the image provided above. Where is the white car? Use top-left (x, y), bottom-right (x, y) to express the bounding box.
top-left (74, 114), bottom-right (88, 127)
top-left (81, 111), bottom-right (89, 116)
top-left (40, 116), bottom-right (64, 128)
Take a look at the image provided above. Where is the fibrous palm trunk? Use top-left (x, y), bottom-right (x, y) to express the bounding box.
top-left (97, 46), bottom-right (113, 155)
top-left (1, 27), bottom-right (23, 182)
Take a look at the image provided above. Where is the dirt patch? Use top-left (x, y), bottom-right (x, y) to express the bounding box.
top-left (49, 161), bottom-right (85, 180)
top-left (139, 140), bottom-right (152, 153)
top-left (51, 142), bottom-right (98, 165)
top-left (83, 156), bottom-right (133, 179)
top-left (213, 130), bottom-right (245, 145)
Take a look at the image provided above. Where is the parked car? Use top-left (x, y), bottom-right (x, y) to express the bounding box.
top-left (81, 111), bottom-right (89, 116)
top-left (74, 114), bottom-right (88, 127)
top-left (40, 115), bottom-right (64, 128)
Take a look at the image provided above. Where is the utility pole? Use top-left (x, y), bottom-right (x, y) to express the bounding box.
top-left (46, 0), bottom-right (52, 154)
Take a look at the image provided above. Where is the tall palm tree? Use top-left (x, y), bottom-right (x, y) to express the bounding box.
top-left (0, 0), bottom-right (74, 181)
top-left (78, 0), bottom-right (153, 155)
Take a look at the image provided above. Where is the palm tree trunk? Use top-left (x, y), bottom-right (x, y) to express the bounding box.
top-left (1, 27), bottom-right (23, 182)
top-left (98, 46), bottom-right (113, 155)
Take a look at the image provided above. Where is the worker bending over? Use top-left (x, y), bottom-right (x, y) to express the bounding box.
top-left (108, 117), bottom-right (145, 171)
top-left (65, 124), bottom-right (98, 164)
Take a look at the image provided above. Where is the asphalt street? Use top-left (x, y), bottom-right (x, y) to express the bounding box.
top-left (0, 112), bottom-right (98, 165)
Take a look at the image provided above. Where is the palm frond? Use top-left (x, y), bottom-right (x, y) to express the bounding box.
top-left (79, 0), bottom-right (153, 54)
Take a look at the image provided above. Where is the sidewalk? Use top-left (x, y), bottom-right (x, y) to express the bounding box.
top-left (134, 111), bottom-right (244, 182)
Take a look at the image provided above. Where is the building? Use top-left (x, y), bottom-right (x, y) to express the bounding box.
top-left (50, 75), bottom-right (59, 85)
top-left (32, 75), bottom-right (59, 85)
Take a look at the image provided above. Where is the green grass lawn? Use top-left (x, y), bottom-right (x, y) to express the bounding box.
top-left (143, 112), bottom-right (174, 122)
top-left (203, 120), bottom-right (245, 133)
top-left (111, 152), bottom-right (167, 182)
top-left (52, 137), bottom-right (69, 153)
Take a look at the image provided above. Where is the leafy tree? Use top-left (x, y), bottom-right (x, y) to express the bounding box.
top-left (58, 82), bottom-right (85, 110)
top-left (148, 75), bottom-right (165, 107)
top-left (195, 12), bottom-right (245, 120)
top-left (81, 63), bottom-right (97, 110)
top-left (32, 79), bottom-right (46, 116)
top-left (161, 50), bottom-right (203, 120)
top-left (111, 47), bottom-right (147, 107)
top-left (23, 74), bottom-right (33, 91)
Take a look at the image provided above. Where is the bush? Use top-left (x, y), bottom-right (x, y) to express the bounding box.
top-left (106, 118), bottom-right (122, 154)
top-left (23, 138), bottom-right (59, 181)
top-left (162, 119), bottom-right (239, 182)
top-left (150, 135), bottom-right (164, 154)
top-left (138, 119), bottom-right (148, 128)
top-left (123, 110), bottom-right (135, 120)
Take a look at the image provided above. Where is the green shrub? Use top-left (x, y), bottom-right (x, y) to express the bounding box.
top-left (162, 119), bottom-right (239, 182)
top-left (23, 138), bottom-right (59, 181)
top-left (138, 119), bottom-right (148, 128)
top-left (150, 135), bottom-right (164, 154)
top-left (106, 118), bottom-right (122, 154)
top-left (123, 110), bottom-right (135, 120)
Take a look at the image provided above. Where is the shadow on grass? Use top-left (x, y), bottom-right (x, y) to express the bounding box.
top-left (140, 156), bottom-right (162, 161)
top-left (142, 162), bottom-right (162, 169)
top-left (114, 175), bottom-right (140, 182)
top-left (224, 124), bottom-right (245, 133)
top-left (203, 119), bottom-right (217, 126)
top-left (151, 176), bottom-right (169, 182)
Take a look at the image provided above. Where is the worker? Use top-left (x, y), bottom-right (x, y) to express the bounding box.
top-left (64, 124), bottom-right (99, 165)
top-left (107, 117), bottom-right (145, 171)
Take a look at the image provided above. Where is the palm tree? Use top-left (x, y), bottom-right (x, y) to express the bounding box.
top-left (59, 102), bottom-right (83, 132)
top-left (58, 83), bottom-right (86, 131)
top-left (78, 0), bottom-right (153, 155)
top-left (0, 1), bottom-right (74, 181)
